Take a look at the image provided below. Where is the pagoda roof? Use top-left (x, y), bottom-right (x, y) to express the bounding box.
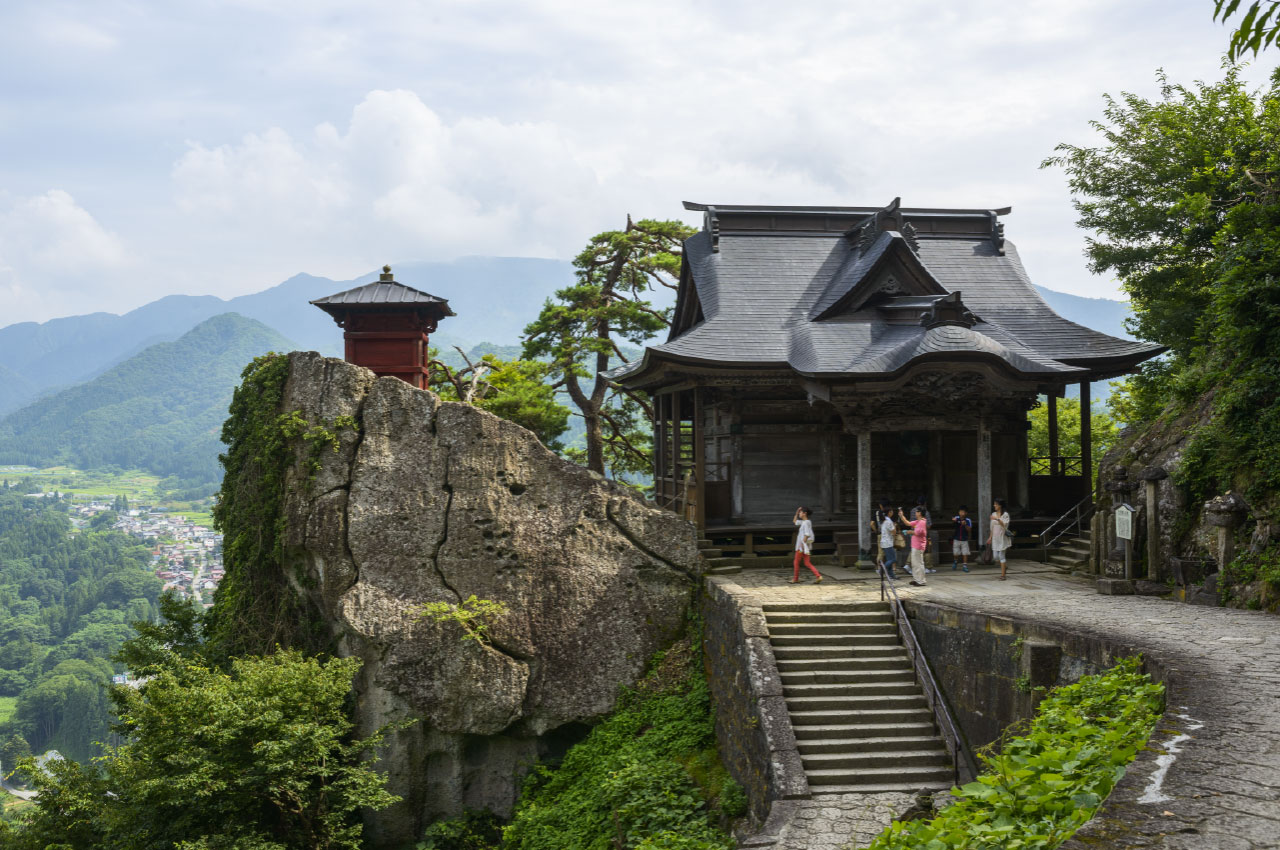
top-left (310, 269), bottom-right (455, 315)
top-left (609, 200), bottom-right (1164, 388)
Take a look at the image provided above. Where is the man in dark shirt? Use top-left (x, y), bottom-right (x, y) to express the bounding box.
top-left (951, 505), bottom-right (973, 573)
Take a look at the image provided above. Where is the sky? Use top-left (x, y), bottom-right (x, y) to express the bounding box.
top-left (0, 0), bottom-right (1276, 326)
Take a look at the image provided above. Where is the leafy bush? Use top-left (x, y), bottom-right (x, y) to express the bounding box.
top-left (501, 635), bottom-right (738, 850)
top-left (418, 810), bottom-right (504, 850)
top-left (421, 596), bottom-right (510, 645)
top-left (862, 657), bottom-right (1163, 850)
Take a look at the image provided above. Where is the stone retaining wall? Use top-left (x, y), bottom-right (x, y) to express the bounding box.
top-left (702, 578), bottom-right (809, 823)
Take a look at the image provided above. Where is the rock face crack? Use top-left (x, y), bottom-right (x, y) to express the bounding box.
top-left (431, 450), bottom-right (462, 603)
top-left (341, 392), bottom-right (369, 589)
top-left (606, 498), bottom-right (699, 579)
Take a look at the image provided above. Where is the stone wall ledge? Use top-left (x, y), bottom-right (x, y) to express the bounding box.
top-left (902, 596), bottom-right (1278, 850)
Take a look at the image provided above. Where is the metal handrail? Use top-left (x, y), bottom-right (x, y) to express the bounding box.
top-left (1040, 493), bottom-right (1095, 550)
top-left (878, 564), bottom-right (976, 786)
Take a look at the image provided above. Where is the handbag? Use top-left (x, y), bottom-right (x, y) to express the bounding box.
top-left (893, 531), bottom-right (906, 549)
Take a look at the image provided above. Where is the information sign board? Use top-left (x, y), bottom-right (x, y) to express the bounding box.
top-left (1115, 504), bottom-right (1134, 541)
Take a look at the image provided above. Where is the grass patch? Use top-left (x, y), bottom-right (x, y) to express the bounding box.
top-left (0, 697), bottom-right (16, 725)
top-left (860, 657), bottom-right (1163, 850)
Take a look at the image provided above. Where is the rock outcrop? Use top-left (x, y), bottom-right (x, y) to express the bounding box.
top-left (273, 353), bottom-right (699, 845)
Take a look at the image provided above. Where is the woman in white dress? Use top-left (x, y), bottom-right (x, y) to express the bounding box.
top-left (990, 498), bottom-right (1011, 581)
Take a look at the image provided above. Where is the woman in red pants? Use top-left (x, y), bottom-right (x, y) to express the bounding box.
top-left (790, 506), bottom-right (823, 584)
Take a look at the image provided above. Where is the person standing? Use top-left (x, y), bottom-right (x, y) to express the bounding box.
top-left (791, 506), bottom-right (822, 584)
top-left (872, 499), bottom-right (890, 570)
top-left (897, 508), bottom-right (930, 586)
top-left (879, 506), bottom-right (899, 580)
top-left (911, 496), bottom-right (935, 574)
top-left (951, 505), bottom-right (973, 572)
top-left (990, 498), bottom-right (1012, 581)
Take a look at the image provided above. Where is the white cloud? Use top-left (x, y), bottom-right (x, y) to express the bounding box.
top-left (2, 0), bottom-right (1277, 323)
top-left (0, 190), bottom-right (133, 322)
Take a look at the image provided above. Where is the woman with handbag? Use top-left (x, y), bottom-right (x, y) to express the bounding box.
top-left (990, 498), bottom-right (1012, 580)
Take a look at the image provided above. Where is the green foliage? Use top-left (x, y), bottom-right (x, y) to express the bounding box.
top-left (0, 489), bottom-right (160, 761)
top-left (522, 218), bottom-right (695, 478)
top-left (1027, 397), bottom-right (1119, 479)
top-left (5, 644), bottom-right (398, 850)
top-left (1215, 1), bottom-right (1280, 59)
top-left (1045, 66), bottom-right (1280, 509)
top-left (418, 811), bottom-right (505, 850)
top-left (502, 636), bottom-right (738, 850)
top-left (421, 596), bottom-right (510, 645)
top-left (205, 354), bottom-right (327, 660)
top-left (429, 349), bottom-right (571, 448)
top-left (0, 314), bottom-right (295, 485)
top-left (863, 657), bottom-right (1164, 850)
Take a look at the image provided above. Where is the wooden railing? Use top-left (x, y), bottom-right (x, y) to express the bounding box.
top-left (879, 563), bottom-right (977, 786)
top-left (1029, 456), bottom-right (1083, 476)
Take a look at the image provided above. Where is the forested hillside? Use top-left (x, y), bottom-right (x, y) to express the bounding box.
top-left (0, 488), bottom-right (161, 763)
top-left (0, 314), bottom-right (294, 488)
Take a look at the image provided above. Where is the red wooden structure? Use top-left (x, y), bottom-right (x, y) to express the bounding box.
top-left (310, 266), bottom-right (454, 389)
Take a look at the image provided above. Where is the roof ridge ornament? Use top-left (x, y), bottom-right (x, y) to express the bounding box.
top-left (988, 212), bottom-right (1006, 254)
top-left (919, 290), bottom-right (977, 329)
top-left (848, 197), bottom-right (911, 252)
top-left (705, 206), bottom-right (720, 253)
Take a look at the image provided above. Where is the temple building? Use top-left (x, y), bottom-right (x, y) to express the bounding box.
top-left (608, 200), bottom-right (1164, 559)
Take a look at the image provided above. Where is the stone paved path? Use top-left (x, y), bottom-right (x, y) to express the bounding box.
top-left (729, 559), bottom-right (1280, 849)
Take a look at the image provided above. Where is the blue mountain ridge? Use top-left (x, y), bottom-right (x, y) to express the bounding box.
top-left (0, 256), bottom-right (1133, 418)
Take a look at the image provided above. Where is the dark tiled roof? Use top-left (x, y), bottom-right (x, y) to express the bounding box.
top-left (610, 209), bottom-right (1163, 385)
top-left (311, 280), bottom-right (454, 314)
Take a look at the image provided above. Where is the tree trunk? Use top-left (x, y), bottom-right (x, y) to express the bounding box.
top-left (584, 409), bottom-right (605, 475)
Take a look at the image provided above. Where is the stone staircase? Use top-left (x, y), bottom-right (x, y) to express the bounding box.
top-left (763, 601), bottom-right (955, 794)
top-left (1046, 529), bottom-right (1091, 572)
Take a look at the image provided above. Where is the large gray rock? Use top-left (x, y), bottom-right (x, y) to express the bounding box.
top-left (275, 352), bottom-right (700, 845)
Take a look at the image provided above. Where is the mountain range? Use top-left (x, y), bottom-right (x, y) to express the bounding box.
top-left (0, 257), bottom-right (575, 415)
top-left (0, 314), bottom-right (294, 484)
top-left (0, 257), bottom-right (1136, 485)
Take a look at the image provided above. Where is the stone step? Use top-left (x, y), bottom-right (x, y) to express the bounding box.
top-left (767, 621), bottom-right (895, 635)
top-left (789, 707), bottom-right (934, 726)
top-left (801, 748), bottom-right (950, 771)
top-left (775, 656), bottom-right (911, 673)
top-left (705, 566), bottom-right (742, 575)
top-left (791, 721), bottom-right (938, 740)
top-left (783, 681), bottom-right (922, 698)
top-left (771, 645), bottom-right (905, 660)
top-left (1048, 554), bottom-right (1086, 569)
top-left (707, 555), bottom-right (837, 569)
top-left (764, 611), bottom-right (894, 625)
top-left (785, 693), bottom-right (927, 712)
top-left (805, 765), bottom-right (956, 787)
top-left (696, 538), bottom-right (713, 547)
top-left (699, 548), bottom-right (724, 559)
top-left (769, 633), bottom-right (901, 648)
top-left (810, 781), bottom-right (954, 795)
top-left (779, 669), bottom-right (916, 686)
top-left (1056, 545), bottom-right (1090, 559)
top-left (762, 602), bottom-right (889, 614)
top-left (795, 734), bottom-right (945, 754)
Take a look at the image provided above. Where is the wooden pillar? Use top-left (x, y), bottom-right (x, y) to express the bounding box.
top-left (672, 391), bottom-right (682, 485)
top-left (857, 431), bottom-right (871, 559)
top-left (730, 410), bottom-right (744, 520)
top-left (1015, 426), bottom-right (1030, 511)
top-left (1047, 394), bottom-right (1059, 476)
top-left (929, 432), bottom-right (944, 512)
top-left (1080, 381), bottom-right (1093, 498)
top-left (654, 395), bottom-right (667, 486)
top-left (692, 388), bottom-right (706, 530)
top-left (818, 433), bottom-right (834, 515)
top-left (977, 418), bottom-right (992, 546)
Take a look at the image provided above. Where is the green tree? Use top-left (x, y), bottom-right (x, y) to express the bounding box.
top-left (1046, 65), bottom-right (1280, 505)
top-left (429, 347), bottom-right (571, 448)
top-left (522, 217), bottom-right (696, 477)
top-left (1216, 1), bottom-right (1280, 59)
top-left (7, 649), bottom-right (399, 850)
top-left (0, 733), bottom-right (31, 781)
top-left (1028, 397), bottom-right (1119, 483)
